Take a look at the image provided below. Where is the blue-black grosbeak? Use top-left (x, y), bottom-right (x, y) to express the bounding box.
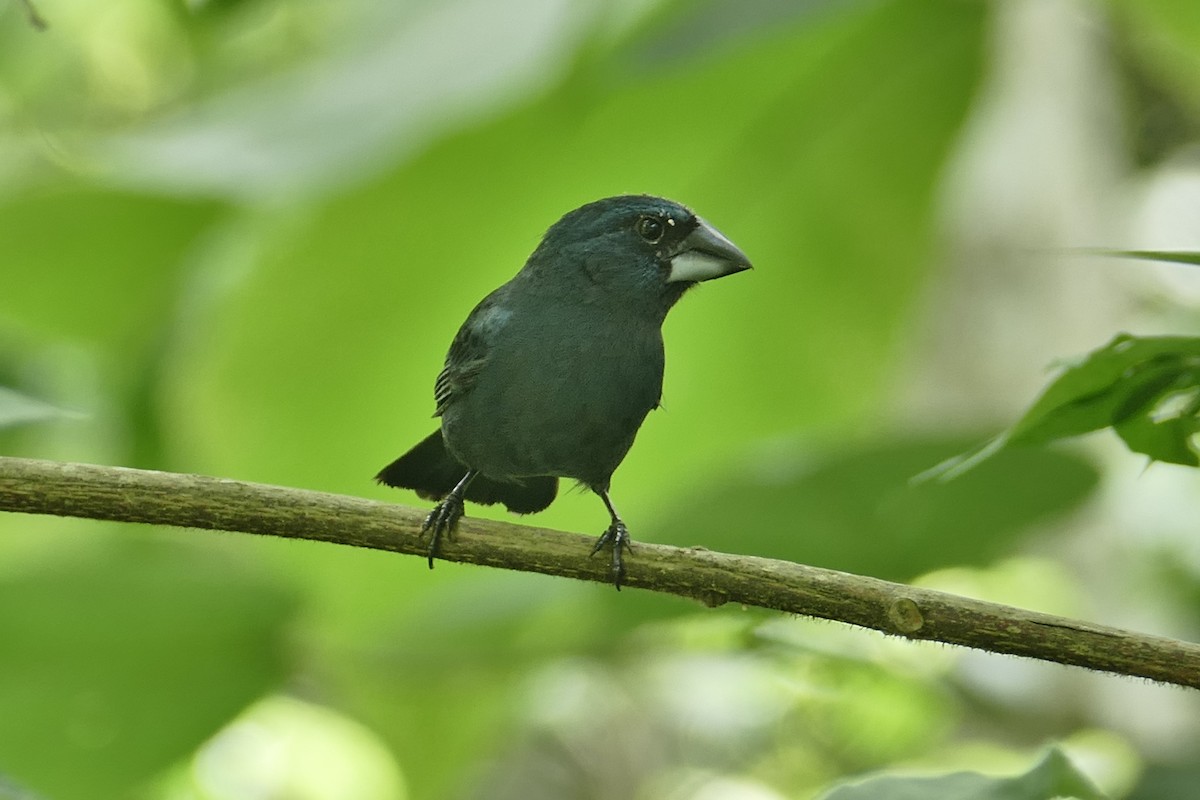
top-left (377, 195), bottom-right (750, 587)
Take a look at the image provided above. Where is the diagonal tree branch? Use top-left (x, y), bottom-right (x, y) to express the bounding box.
top-left (1, 455), bottom-right (1198, 689)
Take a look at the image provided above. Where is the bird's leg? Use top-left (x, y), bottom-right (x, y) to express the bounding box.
top-left (422, 470), bottom-right (477, 569)
top-left (590, 489), bottom-right (632, 590)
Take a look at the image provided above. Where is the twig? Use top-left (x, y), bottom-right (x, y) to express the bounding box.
top-left (18, 0), bottom-right (47, 30)
top-left (1, 456), bottom-right (1197, 689)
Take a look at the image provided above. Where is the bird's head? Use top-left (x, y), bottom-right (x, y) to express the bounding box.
top-left (526, 195), bottom-right (752, 317)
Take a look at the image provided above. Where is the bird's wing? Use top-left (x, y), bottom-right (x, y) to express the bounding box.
top-left (434, 291), bottom-right (510, 417)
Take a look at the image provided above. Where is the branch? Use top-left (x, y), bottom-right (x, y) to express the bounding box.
top-left (1, 456), bottom-right (1198, 689)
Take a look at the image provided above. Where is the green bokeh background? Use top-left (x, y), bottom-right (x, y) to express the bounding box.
top-left (2, 1), bottom-right (1199, 799)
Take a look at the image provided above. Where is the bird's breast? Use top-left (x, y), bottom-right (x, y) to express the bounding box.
top-left (442, 311), bottom-right (664, 485)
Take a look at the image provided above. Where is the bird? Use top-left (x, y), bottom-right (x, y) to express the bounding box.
top-left (376, 195), bottom-right (751, 588)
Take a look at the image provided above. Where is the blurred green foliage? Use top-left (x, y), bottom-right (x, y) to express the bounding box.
top-left (0, 539), bottom-right (294, 799)
top-left (2, 0), bottom-right (1200, 799)
top-left (658, 437), bottom-right (1098, 581)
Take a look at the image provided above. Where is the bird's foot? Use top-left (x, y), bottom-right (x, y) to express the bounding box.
top-left (591, 520), bottom-right (632, 590)
top-left (421, 495), bottom-right (464, 569)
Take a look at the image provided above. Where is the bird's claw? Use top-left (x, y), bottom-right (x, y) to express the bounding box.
top-left (421, 496), bottom-right (464, 568)
top-left (591, 520), bottom-right (632, 590)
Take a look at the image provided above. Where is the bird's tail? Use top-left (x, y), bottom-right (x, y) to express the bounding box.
top-left (375, 430), bottom-right (558, 514)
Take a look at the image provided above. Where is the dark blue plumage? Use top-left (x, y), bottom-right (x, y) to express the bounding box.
top-left (376, 195), bottom-right (750, 587)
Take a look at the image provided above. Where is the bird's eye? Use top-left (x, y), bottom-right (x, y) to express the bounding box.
top-left (636, 216), bottom-right (665, 243)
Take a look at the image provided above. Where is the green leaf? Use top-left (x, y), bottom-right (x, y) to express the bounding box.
top-left (1101, 250), bottom-right (1200, 267)
top-left (1113, 385), bottom-right (1200, 466)
top-left (0, 538), bottom-right (296, 800)
top-left (817, 748), bottom-right (1108, 800)
top-left (1007, 335), bottom-right (1200, 444)
top-left (0, 386), bottom-right (77, 430)
top-left (923, 335), bottom-right (1200, 479)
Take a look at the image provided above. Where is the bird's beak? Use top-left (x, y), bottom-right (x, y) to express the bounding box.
top-left (666, 217), bottom-right (752, 283)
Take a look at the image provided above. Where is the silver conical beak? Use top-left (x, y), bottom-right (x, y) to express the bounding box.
top-left (666, 217), bottom-right (752, 283)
